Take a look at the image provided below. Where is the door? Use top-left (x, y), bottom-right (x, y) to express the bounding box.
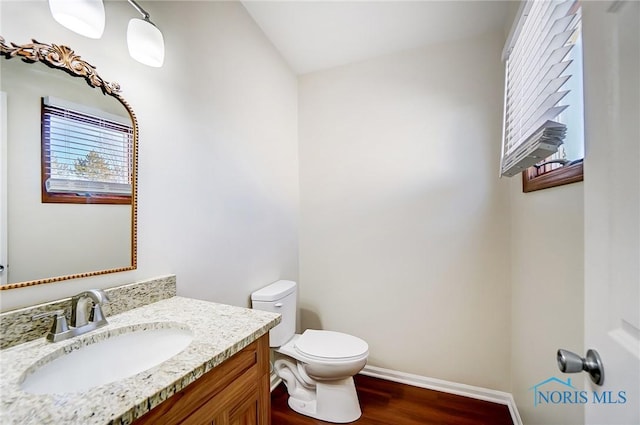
top-left (583, 1), bottom-right (640, 424)
top-left (1, 91), bottom-right (7, 286)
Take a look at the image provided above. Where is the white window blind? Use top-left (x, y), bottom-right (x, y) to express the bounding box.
top-left (42, 97), bottom-right (133, 197)
top-left (500, 0), bottom-right (581, 177)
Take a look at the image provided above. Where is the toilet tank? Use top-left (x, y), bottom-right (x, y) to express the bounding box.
top-left (251, 280), bottom-right (297, 347)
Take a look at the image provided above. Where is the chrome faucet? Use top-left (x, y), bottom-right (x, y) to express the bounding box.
top-left (71, 289), bottom-right (109, 328)
top-left (33, 289), bottom-right (110, 343)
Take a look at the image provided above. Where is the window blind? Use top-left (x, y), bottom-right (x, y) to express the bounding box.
top-left (42, 97), bottom-right (133, 196)
top-left (500, 0), bottom-right (581, 177)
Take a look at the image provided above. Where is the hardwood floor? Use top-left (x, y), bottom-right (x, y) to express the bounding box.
top-left (271, 374), bottom-right (513, 425)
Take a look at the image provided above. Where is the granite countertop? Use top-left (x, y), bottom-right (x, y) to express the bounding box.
top-left (0, 296), bottom-right (280, 425)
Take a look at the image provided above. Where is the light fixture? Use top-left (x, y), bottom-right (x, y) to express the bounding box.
top-left (48, 0), bottom-right (106, 39)
top-left (48, 0), bottom-right (165, 68)
top-left (126, 0), bottom-right (165, 68)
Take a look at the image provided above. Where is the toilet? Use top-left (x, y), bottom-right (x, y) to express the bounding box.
top-left (251, 280), bottom-right (369, 423)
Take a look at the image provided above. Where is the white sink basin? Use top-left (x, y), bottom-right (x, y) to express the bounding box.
top-left (20, 324), bottom-right (193, 395)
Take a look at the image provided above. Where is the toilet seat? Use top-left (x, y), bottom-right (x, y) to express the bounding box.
top-left (294, 330), bottom-right (369, 362)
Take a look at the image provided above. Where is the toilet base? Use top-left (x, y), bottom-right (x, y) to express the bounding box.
top-left (286, 377), bottom-right (362, 424)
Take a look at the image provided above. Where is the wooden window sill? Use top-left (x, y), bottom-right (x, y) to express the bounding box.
top-left (522, 161), bottom-right (584, 193)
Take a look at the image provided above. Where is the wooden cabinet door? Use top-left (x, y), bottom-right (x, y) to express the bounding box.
top-left (181, 379), bottom-right (259, 425)
top-left (228, 381), bottom-right (259, 425)
top-left (229, 396), bottom-right (258, 425)
top-left (132, 335), bottom-right (270, 425)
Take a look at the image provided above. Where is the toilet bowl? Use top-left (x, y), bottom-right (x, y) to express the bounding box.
top-left (251, 280), bottom-right (369, 423)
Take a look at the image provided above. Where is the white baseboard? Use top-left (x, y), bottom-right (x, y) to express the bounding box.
top-left (269, 365), bottom-right (522, 425)
top-left (360, 365), bottom-right (523, 425)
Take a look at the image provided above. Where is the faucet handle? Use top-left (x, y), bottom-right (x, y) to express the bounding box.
top-left (32, 310), bottom-right (70, 342)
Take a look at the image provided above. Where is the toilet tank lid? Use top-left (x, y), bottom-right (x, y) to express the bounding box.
top-left (251, 280), bottom-right (297, 302)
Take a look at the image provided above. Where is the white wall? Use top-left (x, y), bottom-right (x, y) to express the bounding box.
top-left (0, 0), bottom-right (299, 311)
top-left (298, 32), bottom-right (512, 391)
top-left (509, 179), bottom-right (584, 425)
top-left (503, 2), bottom-right (585, 422)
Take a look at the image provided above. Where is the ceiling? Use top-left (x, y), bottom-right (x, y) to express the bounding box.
top-left (242, 1), bottom-right (512, 75)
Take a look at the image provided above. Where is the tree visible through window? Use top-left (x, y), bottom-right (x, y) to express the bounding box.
top-left (42, 97), bottom-right (133, 204)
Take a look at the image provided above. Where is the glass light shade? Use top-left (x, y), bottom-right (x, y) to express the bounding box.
top-left (127, 18), bottom-right (165, 68)
top-left (49, 0), bottom-right (105, 39)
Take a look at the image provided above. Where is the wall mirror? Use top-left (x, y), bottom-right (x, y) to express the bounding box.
top-left (0, 37), bottom-right (138, 289)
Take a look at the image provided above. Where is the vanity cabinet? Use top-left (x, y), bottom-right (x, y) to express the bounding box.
top-left (133, 334), bottom-right (271, 425)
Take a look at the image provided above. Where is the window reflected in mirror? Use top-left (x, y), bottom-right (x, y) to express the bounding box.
top-left (42, 97), bottom-right (133, 204)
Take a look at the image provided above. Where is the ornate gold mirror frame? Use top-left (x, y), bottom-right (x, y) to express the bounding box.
top-left (0, 37), bottom-right (138, 290)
